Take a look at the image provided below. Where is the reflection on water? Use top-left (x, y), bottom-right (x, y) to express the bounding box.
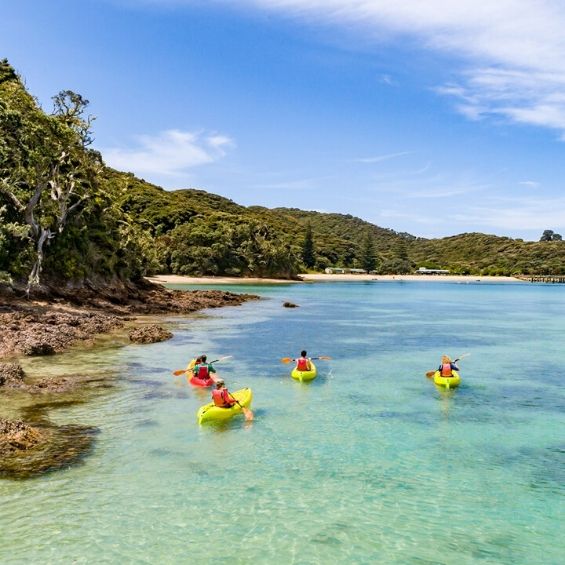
top-left (0, 282), bottom-right (564, 562)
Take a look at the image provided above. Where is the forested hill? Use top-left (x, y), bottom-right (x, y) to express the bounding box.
top-left (1, 59), bottom-right (565, 293)
top-left (120, 179), bottom-right (565, 276)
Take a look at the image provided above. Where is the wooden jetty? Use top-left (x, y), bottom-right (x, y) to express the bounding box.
top-left (518, 275), bottom-right (565, 283)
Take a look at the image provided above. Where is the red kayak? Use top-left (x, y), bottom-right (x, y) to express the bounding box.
top-left (189, 376), bottom-right (215, 388)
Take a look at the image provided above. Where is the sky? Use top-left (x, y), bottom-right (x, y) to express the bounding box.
top-left (2, 0), bottom-right (565, 240)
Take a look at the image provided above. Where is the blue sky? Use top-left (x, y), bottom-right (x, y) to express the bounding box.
top-left (3, 0), bottom-right (565, 240)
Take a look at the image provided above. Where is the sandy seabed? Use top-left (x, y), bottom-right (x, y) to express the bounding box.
top-left (149, 274), bottom-right (522, 285)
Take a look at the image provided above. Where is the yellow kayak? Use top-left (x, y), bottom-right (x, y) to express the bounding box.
top-left (291, 361), bottom-right (317, 382)
top-left (197, 388), bottom-right (253, 424)
top-left (433, 370), bottom-right (461, 389)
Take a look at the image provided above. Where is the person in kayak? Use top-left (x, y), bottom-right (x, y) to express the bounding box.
top-left (193, 355), bottom-right (217, 382)
top-left (186, 355), bottom-right (202, 373)
top-left (438, 355), bottom-right (459, 377)
top-left (212, 379), bottom-right (237, 408)
top-left (295, 350), bottom-right (312, 372)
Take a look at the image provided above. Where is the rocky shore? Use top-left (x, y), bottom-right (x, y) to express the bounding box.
top-left (0, 279), bottom-right (259, 479)
top-left (0, 278), bottom-right (258, 358)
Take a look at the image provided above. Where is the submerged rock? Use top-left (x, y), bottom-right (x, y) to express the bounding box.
top-left (283, 302), bottom-right (299, 308)
top-left (0, 363), bottom-right (107, 394)
top-left (128, 324), bottom-right (173, 344)
top-left (0, 418), bottom-right (45, 455)
top-left (0, 362), bottom-right (25, 387)
top-left (0, 417), bottom-right (98, 480)
top-left (21, 341), bottom-right (55, 356)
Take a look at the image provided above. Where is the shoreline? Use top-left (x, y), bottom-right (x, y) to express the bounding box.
top-left (149, 273), bottom-right (523, 284)
top-left (0, 282), bottom-right (259, 478)
top-left (147, 275), bottom-right (301, 285)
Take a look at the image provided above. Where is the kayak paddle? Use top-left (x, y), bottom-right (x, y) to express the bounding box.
top-left (172, 355), bottom-right (233, 376)
top-left (280, 355), bottom-right (332, 364)
top-left (228, 393), bottom-right (254, 421)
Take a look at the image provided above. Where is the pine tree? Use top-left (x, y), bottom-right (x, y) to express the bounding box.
top-left (392, 238), bottom-right (412, 273)
top-left (361, 231), bottom-right (377, 273)
top-left (302, 223), bottom-right (316, 268)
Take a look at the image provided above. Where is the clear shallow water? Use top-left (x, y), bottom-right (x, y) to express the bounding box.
top-left (1, 281), bottom-right (564, 564)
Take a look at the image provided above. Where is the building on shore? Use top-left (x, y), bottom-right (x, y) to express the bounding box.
top-left (415, 267), bottom-right (450, 275)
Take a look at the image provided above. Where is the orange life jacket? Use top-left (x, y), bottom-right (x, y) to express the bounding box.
top-left (441, 363), bottom-right (453, 377)
top-left (212, 388), bottom-right (235, 407)
top-left (297, 357), bottom-right (311, 371)
top-left (197, 364), bottom-right (210, 379)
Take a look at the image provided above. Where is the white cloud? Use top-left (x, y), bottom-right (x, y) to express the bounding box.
top-left (378, 74), bottom-right (397, 87)
top-left (171, 0), bottom-right (565, 137)
top-left (519, 180), bottom-right (540, 189)
top-left (103, 129), bottom-right (233, 177)
top-left (354, 151), bottom-right (413, 164)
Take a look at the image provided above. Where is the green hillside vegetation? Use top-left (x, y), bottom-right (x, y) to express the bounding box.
top-left (1, 59), bottom-right (564, 290)
top-left (0, 60), bottom-right (157, 292)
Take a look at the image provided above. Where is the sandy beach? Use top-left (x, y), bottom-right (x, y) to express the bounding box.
top-left (149, 273), bottom-right (523, 285)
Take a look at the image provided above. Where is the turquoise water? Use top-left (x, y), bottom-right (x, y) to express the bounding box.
top-left (1, 281), bottom-right (564, 564)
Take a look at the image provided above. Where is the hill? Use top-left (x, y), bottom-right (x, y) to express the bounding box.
top-left (2, 59), bottom-right (565, 288)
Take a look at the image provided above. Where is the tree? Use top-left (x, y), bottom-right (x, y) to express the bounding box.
top-left (52, 90), bottom-right (95, 147)
top-left (0, 82), bottom-right (99, 293)
top-left (361, 230), bottom-right (377, 273)
top-left (540, 229), bottom-right (562, 241)
top-left (301, 222), bottom-right (315, 268)
top-left (391, 238), bottom-right (412, 274)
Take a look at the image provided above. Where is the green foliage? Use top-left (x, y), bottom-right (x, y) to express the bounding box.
top-left (360, 230), bottom-right (377, 273)
top-left (160, 214), bottom-right (299, 278)
top-left (0, 60), bottom-right (157, 285)
top-left (302, 223), bottom-right (315, 268)
top-left (540, 229), bottom-right (562, 241)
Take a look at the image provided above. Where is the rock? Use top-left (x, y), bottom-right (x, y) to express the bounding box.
top-left (29, 376), bottom-right (77, 394)
top-left (0, 417), bottom-right (98, 479)
top-left (21, 341), bottom-right (56, 356)
top-left (0, 418), bottom-right (45, 454)
top-left (283, 302), bottom-right (299, 308)
top-left (0, 362), bottom-right (25, 387)
top-left (128, 324), bottom-right (173, 344)
top-left (0, 308), bottom-right (125, 358)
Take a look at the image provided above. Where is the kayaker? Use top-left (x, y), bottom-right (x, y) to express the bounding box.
top-left (295, 350), bottom-right (312, 372)
top-left (438, 355), bottom-right (459, 377)
top-left (193, 355), bottom-right (217, 382)
top-left (186, 355), bottom-right (202, 373)
top-left (211, 379), bottom-right (237, 408)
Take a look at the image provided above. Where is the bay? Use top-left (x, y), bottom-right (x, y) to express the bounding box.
top-left (1, 281), bottom-right (563, 564)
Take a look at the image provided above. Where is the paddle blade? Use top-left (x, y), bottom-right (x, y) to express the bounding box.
top-left (242, 407), bottom-right (254, 421)
top-left (425, 370), bottom-right (436, 378)
top-left (173, 370), bottom-right (186, 376)
top-left (280, 357), bottom-right (293, 364)
top-left (317, 356), bottom-right (332, 361)
top-left (209, 355), bottom-right (234, 364)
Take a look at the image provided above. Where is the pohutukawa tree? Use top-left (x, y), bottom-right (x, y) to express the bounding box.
top-left (0, 71), bottom-right (99, 294)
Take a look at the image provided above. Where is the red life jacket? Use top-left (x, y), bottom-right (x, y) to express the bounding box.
top-left (441, 363), bottom-right (453, 377)
top-left (197, 364), bottom-right (210, 379)
top-left (212, 388), bottom-right (235, 407)
top-left (296, 357), bottom-right (310, 371)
